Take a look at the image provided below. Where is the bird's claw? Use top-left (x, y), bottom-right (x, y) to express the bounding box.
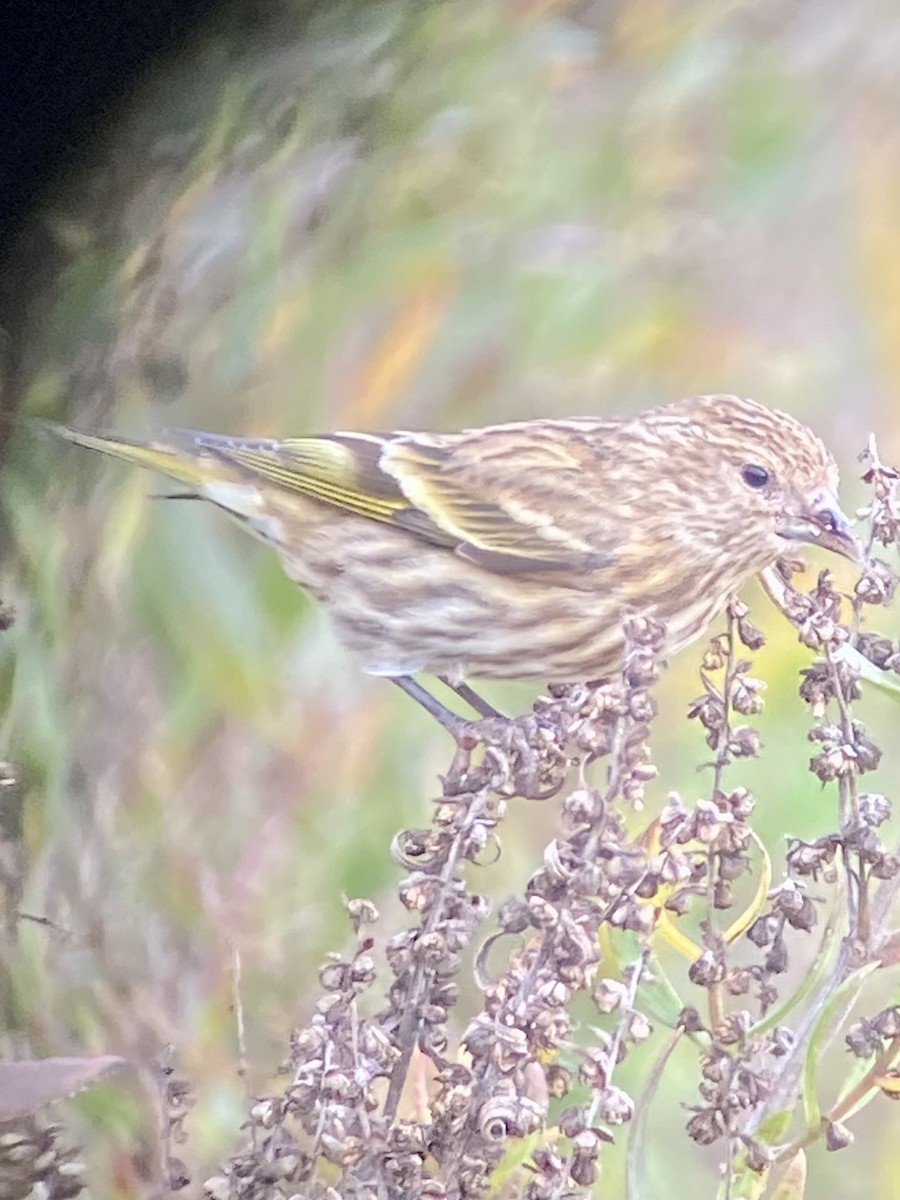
top-left (444, 713), bottom-right (568, 801)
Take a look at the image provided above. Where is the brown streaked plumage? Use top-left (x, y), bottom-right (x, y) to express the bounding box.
top-left (45, 394), bottom-right (861, 726)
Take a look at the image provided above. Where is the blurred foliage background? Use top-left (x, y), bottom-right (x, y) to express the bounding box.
top-left (3, 0), bottom-right (900, 1194)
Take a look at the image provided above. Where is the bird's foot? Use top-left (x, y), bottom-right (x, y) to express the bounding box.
top-left (444, 712), bottom-right (568, 801)
top-left (390, 676), bottom-right (567, 799)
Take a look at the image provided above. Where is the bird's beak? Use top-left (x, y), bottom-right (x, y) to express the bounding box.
top-left (776, 487), bottom-right (864, 565)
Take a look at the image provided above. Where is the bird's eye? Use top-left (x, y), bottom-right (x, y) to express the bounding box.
top-left (741, 463), bottom-right (770, 489)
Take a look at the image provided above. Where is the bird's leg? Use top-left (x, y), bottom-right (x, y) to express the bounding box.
top-left (391, 676), bottom-right (473, 739)
top-left (391, 677), bottom-right (567, 798)
top-left (438, 677), bottom-right (504, 719)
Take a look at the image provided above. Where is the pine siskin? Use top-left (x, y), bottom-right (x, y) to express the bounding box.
top-left (46, 394), bottom-right (860, 730)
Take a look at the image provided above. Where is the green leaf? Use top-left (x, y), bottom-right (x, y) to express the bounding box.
top-left (489, 1130), bottom-right (544, 1196)
top-left (606, 930), bottom-right (686, 1031)
top-left (801, 961), bottom-right (880, 1130)
top-left (750, 908), bottom-right (840, 1037)
top-left (727, 1158), bottom-right (768, 1200)
top-left (755, 1108), bottom-right (795, 1146)
top-left (626, 1030), bottom-right (683, 1200)
top-left (836, 645), bottom-right (900, 700)
top-left (769, 1150), bottom-right (807, 1200)
top-left (831, 1053), bottom-right (883, 1123)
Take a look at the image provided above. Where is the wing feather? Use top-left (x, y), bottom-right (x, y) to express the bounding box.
top-left (170, 420), bottom-right (620, 576)
top-left (176, 430), bottom-right (408, 523)
top-left (383, 420), bottom-right (621, 572)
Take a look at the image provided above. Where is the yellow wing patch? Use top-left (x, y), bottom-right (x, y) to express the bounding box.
top-left (193, 432), bottom-right (407, 524)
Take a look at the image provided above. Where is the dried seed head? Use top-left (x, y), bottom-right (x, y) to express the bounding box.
top-left (825, 1120), bottom-right (854, 1152)
top-left (686, 1108), bottom-right (727, 1145)
top-left (845, 1018), bottom-right (884, 1058)
top-left (593, 978), bottom-right (629, 1014)
top-left (857, 793), bottom-right (892, 826)
top-left (689, 950), bottom-right (726, 987)
top-left (871, 1007), bottom-right (900, 1038)
top-left (595, 1085), bottom-right (635, 1125)
top-left (855, 559), bottom-right (896, 606)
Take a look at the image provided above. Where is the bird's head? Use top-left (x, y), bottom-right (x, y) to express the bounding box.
top-left (659, 395), bottom-right (862, 570)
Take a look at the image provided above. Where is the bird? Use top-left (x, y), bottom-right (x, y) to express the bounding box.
top-left (44, 394), bottom-right (861, 734)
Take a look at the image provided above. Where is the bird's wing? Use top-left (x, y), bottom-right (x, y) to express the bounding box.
top-left (179, 429), bottom-right (411, 524)
top-left (383, 421), bottom-right (619, 573)
top-left (183, 420), bottom-right (620, 575)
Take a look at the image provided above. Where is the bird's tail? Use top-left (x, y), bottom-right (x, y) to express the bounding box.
top-left (38, 421), bottom-right (213, 488)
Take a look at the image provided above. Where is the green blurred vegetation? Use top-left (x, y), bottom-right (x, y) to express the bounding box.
top-left (3, 0), bottom-right (900, 1194)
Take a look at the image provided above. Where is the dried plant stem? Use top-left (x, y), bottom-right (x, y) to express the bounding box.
top-left (827, 1033), bottom-right (900, 1124)
top-left (230, 944), bottom-right (253, 1128)
top-left (703, 605), bottom-right (739, 1030)
top-left (383, 789), bottom-right (495, 1122)
top-left (823, 642), bottom-right (869, 943)
top-left (773, 1033), bottom-right (900, 1164)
